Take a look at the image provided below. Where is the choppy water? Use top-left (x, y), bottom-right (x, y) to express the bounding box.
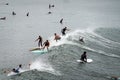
top-left (0, 0), bottom-right (120, 80)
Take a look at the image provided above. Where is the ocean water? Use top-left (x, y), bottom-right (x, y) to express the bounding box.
top-left (0, 0), bottom-right (120, 80)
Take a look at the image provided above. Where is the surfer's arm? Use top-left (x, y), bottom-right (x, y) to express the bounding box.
top-left (35, 38), bottom-right (39, 41)
top-left (85, 56), bottom-right (87, 62)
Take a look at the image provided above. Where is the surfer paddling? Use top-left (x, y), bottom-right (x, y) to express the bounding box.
top-left (12, 64), bottom-right (22, 73)
top-left (4, 64), bottom-right (22, 74)
top-left (0, 17), bottom-right (6, 20)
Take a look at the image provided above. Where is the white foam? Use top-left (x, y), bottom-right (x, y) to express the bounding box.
top-left (30, 59), bottom-right (61, 75)
top-left (48, 34), bottom-right (74, 48)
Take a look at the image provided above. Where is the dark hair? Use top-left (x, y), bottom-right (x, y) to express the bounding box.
top-left (83, 51), bottom-right (86, 54)
top-left (12, 68), bottom-right (15, 71)
top-left (19, 64), bottom-right (22, 68)
top-left (54, 33), bottom-right (56, 35)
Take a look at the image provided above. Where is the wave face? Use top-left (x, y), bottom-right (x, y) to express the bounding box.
top-left (7, 27), bottom-right (120, 80)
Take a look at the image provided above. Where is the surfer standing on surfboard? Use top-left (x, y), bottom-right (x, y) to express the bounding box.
top-left (80, 51), bottom-right (87, 62)
top-left (61, 27), bottom-right (70, 36)
top-left (35, 36), bottom-right (43, 48)
top-left (42, 40), bottom-right (50, 51)
top-left (54, 33), bottom-right (61, 42)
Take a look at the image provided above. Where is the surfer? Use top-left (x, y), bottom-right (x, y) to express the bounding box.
top-left (61, 27), bottom-right (70, 36)
top-left (3, 64), bottom-right (22, 73)
top-left (12, 64), bottom-right (22, 73)
top-left (0, 17), bottom-right (6, 20)
top-left (49, 4), bottom-right (51, 9)
top-left (26, 12), bottom-right (29, 16)
top-left (60, 18), bottom-right (63, 24)
top-left (5, 3), bottom-right (9, 5)
top-left (35, 36), bottom-right (43, 48)
top-left (54, 33), bottom-right (61, 42)
top-left (79, 36), bottom-right (84, 43)
top-left (49, 4), bottom-right (54, 9)
top-left (12, 11), bottom-right (16, 15)
top-left (80, 51), bottom-right (87, 62)
top-left (51, 5), bottom-right (55, 8)
top-left (43, 40), bottom-right (50, 51)
top-left (48, 11), bottom-right (52, 14)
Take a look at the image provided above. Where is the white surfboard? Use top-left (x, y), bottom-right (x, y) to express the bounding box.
top-left (76, 59), bottom-right (93, 63)
top-left (7, 69), bottom-right (28, 76)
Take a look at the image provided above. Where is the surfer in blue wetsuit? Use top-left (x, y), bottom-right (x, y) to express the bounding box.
top-left (80, 51), bottom-right (87, 62)
top-left (43, 40), bottom-right (50, 51)
top-left (3, 64), bottom-right (22, 74)
top-left (12, 64), bottom-right (22, 73)
top-left (35, 36), bottom-right (43, 48)
top-left (54, 33), bottom-right (61, 42)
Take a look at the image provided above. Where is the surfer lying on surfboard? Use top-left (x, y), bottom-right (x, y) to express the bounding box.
top-left (12, 64), bottom-right (22, 73)
top-left (3, 64), bottom-right (22, 74)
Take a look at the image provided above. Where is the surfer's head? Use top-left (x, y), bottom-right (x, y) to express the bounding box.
top-left (19, 64), bottom-right (22, 68)
top-left (83, 51), bottom-right (86, 55)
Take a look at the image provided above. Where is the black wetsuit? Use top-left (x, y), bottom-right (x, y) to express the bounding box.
top-left (12, 68), bottom-right (19, 73)
top-left (38, 37), bottom-right (42, 47)
top-left (80, 54), bottom-right (87, 61)
top-left (60, 19), bottom-right (63, 24)
top-left (61, 28), bottom-right (67, 35)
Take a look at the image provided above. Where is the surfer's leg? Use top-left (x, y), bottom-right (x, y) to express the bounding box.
top-left (38, 41), bottom-right (40, 47)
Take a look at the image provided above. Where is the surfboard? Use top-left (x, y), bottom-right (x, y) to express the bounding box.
top-left (31, 50), bottom-right (48, 54)
top-left (29, 47), bottom-right (41, 51)
top-left (76, 59), bottom-right (93, 63)
top-left (7, 69), bottom-right (28, 76)
top-left (30, 47), bottom-right (48, 54)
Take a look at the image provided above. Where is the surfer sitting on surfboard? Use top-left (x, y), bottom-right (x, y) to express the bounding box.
top-left (42, 40), bottom-right (50, 51)
top-left (54, 33), bottom-right (61, 42)
top-left (80, 51), bottom-right (87, 62)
